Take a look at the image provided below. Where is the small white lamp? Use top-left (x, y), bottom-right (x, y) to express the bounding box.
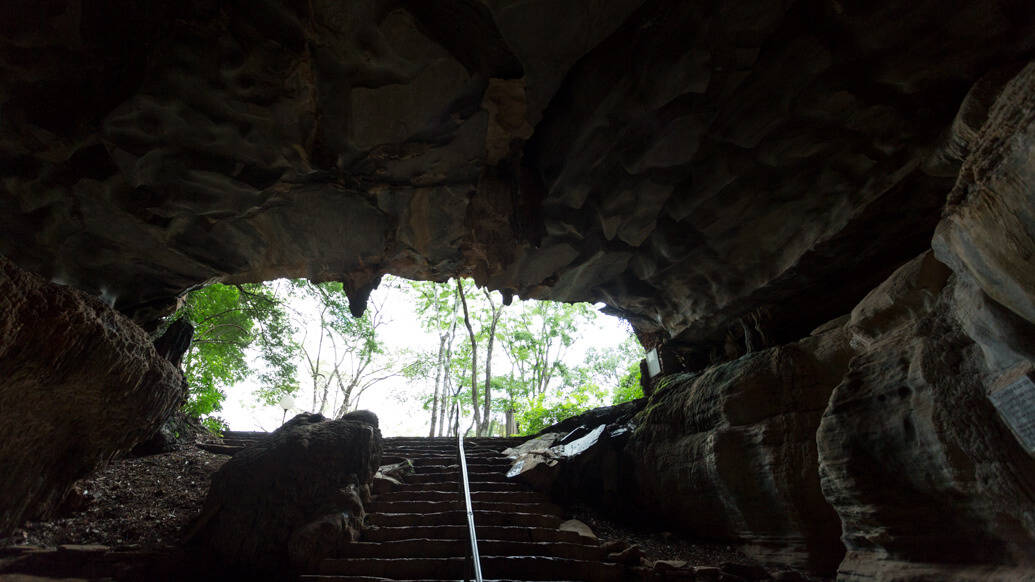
top-left (278, 394), bottom-right (296, 426)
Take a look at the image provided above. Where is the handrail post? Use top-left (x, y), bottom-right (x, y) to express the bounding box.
top-left (457, 430), bottom-right (484, 582)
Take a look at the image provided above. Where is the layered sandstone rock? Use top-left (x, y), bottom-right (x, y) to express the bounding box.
top-left (186, 413), bottom-right (381, 574)
top-left (818, 63), bottom-right (1035, 581)
top-left (0, 255), bottom-right (187, 535)
top-left (818, 272), bottom-right (1035, 581)
top-left (624, 324), bottom-right (854, 576)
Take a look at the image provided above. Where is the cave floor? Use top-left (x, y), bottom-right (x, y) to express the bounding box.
top-left (568, 501), bottom-right (762, 570)
top-left (1, 441), bottom-right (782, 580)
top-left (0, 445), bottom-right (227, 549)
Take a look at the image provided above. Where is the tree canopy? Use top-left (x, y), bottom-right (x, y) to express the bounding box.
top-left (167, 276), bottom-right (644, 435)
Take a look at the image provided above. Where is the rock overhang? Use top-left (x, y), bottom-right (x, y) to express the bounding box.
top-left (1, 0), bottom-right (1034, 367)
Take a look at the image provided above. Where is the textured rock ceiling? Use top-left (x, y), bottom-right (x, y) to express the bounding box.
top-left (2, 0), bottom-right (1034, 363)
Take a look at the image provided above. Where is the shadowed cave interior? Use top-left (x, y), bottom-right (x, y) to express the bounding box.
top-left (2, 0), bottom-right (1035, 580)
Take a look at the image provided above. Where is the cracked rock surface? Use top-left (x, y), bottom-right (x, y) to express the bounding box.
top-left (2, 1), bottom-right (1033, 364)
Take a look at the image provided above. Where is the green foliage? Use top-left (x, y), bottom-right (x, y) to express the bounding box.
top-left (516, 385), bottom-right (606, 435)
top-left (173, 274), bottom-right (645, 436)
top-left (409, 281), bottom-right (645, 436)
top-left (201, 416), bottom-right (228, 435)
top-left (612, 360), bottom-right (644, 404)
top-left (171, 282), bottom-right (299, 426)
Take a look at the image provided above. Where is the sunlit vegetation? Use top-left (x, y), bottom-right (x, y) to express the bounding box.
top-left (165, 276), bottom-right (644, 436)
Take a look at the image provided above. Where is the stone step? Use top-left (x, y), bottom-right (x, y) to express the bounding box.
top-left (408, 464), bottom-right (510, 475)
top-left (382, 454), bottom-right (507, 464)
top-left (366, 500), bottom-right (563, 515)
top-left (315, 555), bottom-right (625, 581)
top-left (374, 490), bottom-right (544, 504)
top-left (383, 449), bottom-right (512, 457)
top-left (336, 539), bottom-right (605, 561)
top-left (406, 471), bottom-right (507, 484)
top-left (301, 578), bottom-right (582, 582)
top-left (382, 454), bottom-right (511, 464)
top-left (221, 430), bottom-right (270, 440)
top-left (390, 481), bottom-right (525, 493)
top-left (196, 443), bottom-right (244, 455)
top-left (361, 525), bottom-right (589, 545)
top-left (368, 511), bottom-right (562, 529)
top-left (384, 437), bottom-right (526, 443)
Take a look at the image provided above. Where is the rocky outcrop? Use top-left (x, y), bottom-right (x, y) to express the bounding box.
top-left (818, 269), bottom-right (1035, 581)
top-left (187, 412), bottom-right (381, 576)
top-left (625, 324), bottom-right (854, 576)
top-left (0, 255), bottom-right (187, 536)
top-left (505, 330), bottom-right (853, 575)
top-left (817, 63), bottom-right (1035, 582)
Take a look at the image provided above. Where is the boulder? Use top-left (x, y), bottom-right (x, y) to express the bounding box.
top-left (0, 255), bottom-right (186, 536)
top-left (339, 409), bottom-right (380, 427)
top-left (376, 459), bottom-right (415, 483)
top-left (607, 543), bottom-right (645, 565)
top-left (372, 459), bottom-right (415, 495)
top-left (186, 413), bottom-right (381, 576)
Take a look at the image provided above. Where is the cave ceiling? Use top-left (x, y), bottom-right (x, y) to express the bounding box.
top-left (2, 0), bottom-right (1033, 362)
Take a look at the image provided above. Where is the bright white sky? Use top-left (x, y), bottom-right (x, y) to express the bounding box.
top-left (221, 278), bottom-right (635, 436)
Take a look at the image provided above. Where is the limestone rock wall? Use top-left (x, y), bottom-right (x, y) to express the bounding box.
top-left (0, 255), bottom-right (187, 535)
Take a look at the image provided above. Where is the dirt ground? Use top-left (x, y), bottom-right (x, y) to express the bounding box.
top-left (568, 501), bottom-right (765, 567)
top-left (0, 446), bottom-right (227, 549)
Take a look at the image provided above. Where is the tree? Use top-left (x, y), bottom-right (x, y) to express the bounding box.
top-left (579, 334), bottom-right (645, 404)
top-left (409, 280), bottom-right (461, 437)
top-left (401, 278), bottom-right (645, 437)
top-left (497, 300), bottom-right (593, 400)
top-left (171, 282), bottom-right (299, 432)
top-left (287, 279), bottom-right (397, 418)
top-left (456, 279), bottom-right (482, 435)
top-left (480, 288), bottom-right (505, 436)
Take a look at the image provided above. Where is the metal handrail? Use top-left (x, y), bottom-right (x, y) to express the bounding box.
top-left (457, 430), bottom-right (484, 582)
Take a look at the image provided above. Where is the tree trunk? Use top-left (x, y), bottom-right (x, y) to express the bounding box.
top-left (481, 289), bottom-right (503, 437)
top-left (439, 308), bottom-right (458, 437)
top-left (456, 280), bottom-right (481, 434)
top-left (429, 332), bottom-right (446, 437)
top-left (439, 377), bottom-right (450, 436)
top-left (505, 408), bottom-right (516, 436)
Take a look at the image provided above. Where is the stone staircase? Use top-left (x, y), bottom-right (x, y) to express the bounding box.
top-left (196, 430), bottom-right (268, 455)
top-left (301, 436), bottom-right (630, 582)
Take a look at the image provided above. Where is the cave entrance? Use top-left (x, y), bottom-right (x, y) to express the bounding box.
top-left (170, 275), bottom-right (643, 437)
